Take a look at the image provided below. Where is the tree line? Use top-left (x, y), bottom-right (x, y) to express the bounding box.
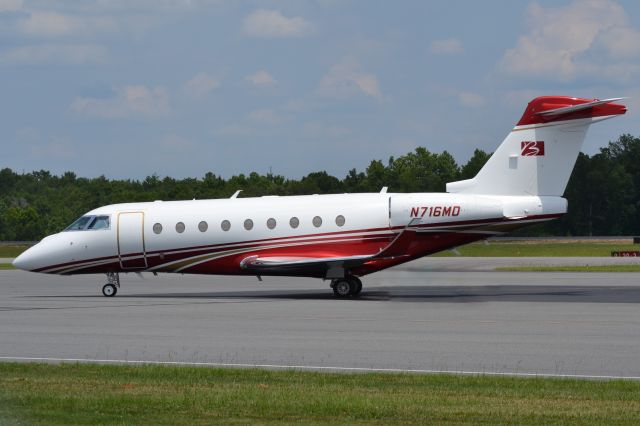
top-left (0, 134), bottom-right (638, 240)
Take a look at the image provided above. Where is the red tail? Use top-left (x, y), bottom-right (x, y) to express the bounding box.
top-left (517, 96), bottom-right (626, 126)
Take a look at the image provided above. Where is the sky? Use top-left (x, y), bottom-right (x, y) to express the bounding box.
top-left (1, 0), bottom-right (640, 180)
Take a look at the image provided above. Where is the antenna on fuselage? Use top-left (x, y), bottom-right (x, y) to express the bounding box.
top-left (380, 186), bottom-right (388, 194)
top-left (230, 190), bottom-right (242, 199)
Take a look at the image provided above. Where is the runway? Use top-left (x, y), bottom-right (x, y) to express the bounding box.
top-left (1, 257), bottom-right (639, 378)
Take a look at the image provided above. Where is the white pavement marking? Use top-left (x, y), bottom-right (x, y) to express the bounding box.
top-left (1, 356), bottom-right (638, 381)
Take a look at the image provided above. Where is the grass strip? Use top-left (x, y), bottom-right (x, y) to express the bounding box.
top-left (496, 264), bottom-right (640, 272)
top-left (0, 245), bottom-right (30, 257)
top-left (1, 362), bottom-right (640, 425)
top-left (433, 242), bottom-right (640, 257)
top-left (0, 263), bottom-right (15, 270)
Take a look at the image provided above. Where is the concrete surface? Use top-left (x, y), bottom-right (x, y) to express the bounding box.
top-left (1, 257), bottom-right (639, 378)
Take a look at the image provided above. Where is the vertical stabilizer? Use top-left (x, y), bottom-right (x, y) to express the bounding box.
top-left (446, 96), bottom-right (626, 196)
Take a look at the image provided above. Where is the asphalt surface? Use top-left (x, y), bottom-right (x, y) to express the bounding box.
top-left (1, 257), bottom-right (639, 378)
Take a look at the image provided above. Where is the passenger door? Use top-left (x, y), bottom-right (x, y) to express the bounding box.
top-left (117, 212), bottom-right (147, 269)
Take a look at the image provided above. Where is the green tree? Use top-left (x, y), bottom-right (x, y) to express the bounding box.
top-left (4, 206), bottom-right (45, 240)
top-left (0, 135), bottom-right (638, 239)
top-left (460, 149), bottom-right (491, 180)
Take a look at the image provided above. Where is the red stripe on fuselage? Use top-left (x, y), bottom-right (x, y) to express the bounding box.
top-left (36, 213), bottom-right (562, 275)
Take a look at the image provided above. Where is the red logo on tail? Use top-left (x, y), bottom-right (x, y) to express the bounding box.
top-left (521, 141), bottom-right (545, 156)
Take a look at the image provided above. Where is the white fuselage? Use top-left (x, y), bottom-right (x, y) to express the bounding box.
top-left (13, 192), bottom-right (566, 277)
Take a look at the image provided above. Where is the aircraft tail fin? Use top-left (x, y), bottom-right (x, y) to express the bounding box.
top-left (446, 96), bottom-right (627, 196)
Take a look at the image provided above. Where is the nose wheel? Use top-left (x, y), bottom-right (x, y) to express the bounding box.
top-left (331, 276), bottom-right (362, 297)
top-left (101, 272), bottom-right (120, 297)
top-left (102, 284), bottom-right (117, 297)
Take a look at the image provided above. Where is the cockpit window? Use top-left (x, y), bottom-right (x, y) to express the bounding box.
top-left (65, 216), bottom-right (93, 231)
top-left (64, 215), bottom-right (111, 231)
top-left (88, 215), bottom-right (110, 230)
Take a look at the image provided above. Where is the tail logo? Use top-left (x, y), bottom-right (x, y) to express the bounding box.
top-left (521, 141), bottom-right (545, 156)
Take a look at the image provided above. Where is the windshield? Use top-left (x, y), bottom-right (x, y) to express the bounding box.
top-left (64, 215), bottom-right (110, 231)
top-left (88, 215), bottom-right (110, 230)
top-left (65, 216), bottom-right (93, 231)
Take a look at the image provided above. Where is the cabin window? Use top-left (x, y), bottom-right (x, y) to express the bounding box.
top-left (289, 217), bottom-right (299, 229)
top-left (267, 218), bottom-right (276, 229)
top-left (335, 215), bottom-right (345, 227)
top-left (244, 219), bottom-right (254, 230)
top-left (313, 216), bottom-right (322, 227)
top-left (175, 222), bottom-right (185, 233)
top-left (88, 215), bottom-right (110, 230)
top-left (221, 220), bottom-right (231, 231)
top-left (153, 223), bottom-right (163, 234)
top-left (198, 221), bottom-right (208, 232)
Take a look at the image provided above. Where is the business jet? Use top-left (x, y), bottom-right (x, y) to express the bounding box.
top-left (12, 96), bottom-right (626, 297)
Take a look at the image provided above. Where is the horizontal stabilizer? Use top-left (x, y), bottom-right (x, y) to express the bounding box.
top-left (536, 97), bottom-right (626, 117)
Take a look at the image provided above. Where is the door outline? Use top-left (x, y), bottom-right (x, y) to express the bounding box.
top-left (117, 211), bottom-right (147, 269)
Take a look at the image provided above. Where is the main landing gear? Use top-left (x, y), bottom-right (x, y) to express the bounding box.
top-left (330, 276), bottom-right (362, 298)
top-left (102, 272), bottom-right (120, 297)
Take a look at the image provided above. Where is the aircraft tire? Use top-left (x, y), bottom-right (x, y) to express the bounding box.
top-left (102, 283), bottom-right (117, 297)
top-left (332, 279), bottom-right (352, 297)
top-left (350, 277), bottom-right (363, 295)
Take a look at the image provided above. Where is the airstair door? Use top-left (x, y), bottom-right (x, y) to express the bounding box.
top-left (118, 212), bottom-right (147, 269)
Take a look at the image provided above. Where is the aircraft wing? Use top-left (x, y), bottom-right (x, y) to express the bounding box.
top-left (240, 219), bottom-right (420, 277)
top-left (240, 254), bottom-right (371, 268)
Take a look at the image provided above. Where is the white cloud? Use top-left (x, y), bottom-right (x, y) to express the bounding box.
top-left (71, 85), bottom-right (170, 119)
top-left (246, 70), bottom-right (277, 87)
top-left (500, 0), bottom-right (640, 81)
top-left (18, 11), bottom-right (81, 37)
top-left (183, 72), bottom-right (219, 98)
top-left (354, 74), bottom-right (381, 99)
top-left (318, 57), bottom-right (381, 99)
top-left (429, 38), bottom-right (463, 55)
top-left (242, 9), bottom-right (313, 38)
top-left (0, 44), bottom-right (106, 64)
top-left (15, 10), bottom-right (118, 38)
top-left (0, 0), bottom-right (22, 12)
top-left (88, 0), bottom-right (209, 12)
top-left (1, 2), bottom-right (186, 43)
top-left (458, 91), bottom-right (485, 108)
top-left (596, 26), bottom-right (640, 59)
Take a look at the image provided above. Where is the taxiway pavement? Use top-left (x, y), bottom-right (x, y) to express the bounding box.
top-left (1, 257), bottom-right (639, 378)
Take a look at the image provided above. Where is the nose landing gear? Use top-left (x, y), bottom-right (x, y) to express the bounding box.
top-left (330, 276), bottom-right (362, 298)
top-left (102, 272), bottom-right (120, 297)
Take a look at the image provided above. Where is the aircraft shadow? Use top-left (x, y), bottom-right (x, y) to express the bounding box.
top-left (71, 284), bottom-right (640, 303)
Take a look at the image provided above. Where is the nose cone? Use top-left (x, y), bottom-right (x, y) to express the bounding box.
top-left (12, 238), bottom-right (55, 272)
top-left (12, 247), bottom-right (38, 271)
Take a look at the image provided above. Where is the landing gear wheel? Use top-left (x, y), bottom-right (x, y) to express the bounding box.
top-left (101, 272), bottom-right (120, 297)
top-left (332, 279), bottom-right (352, 298)
top-left (102, 283), bottom-right (117, 297)
top-left (349, 277), bottom-right (363, 296)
